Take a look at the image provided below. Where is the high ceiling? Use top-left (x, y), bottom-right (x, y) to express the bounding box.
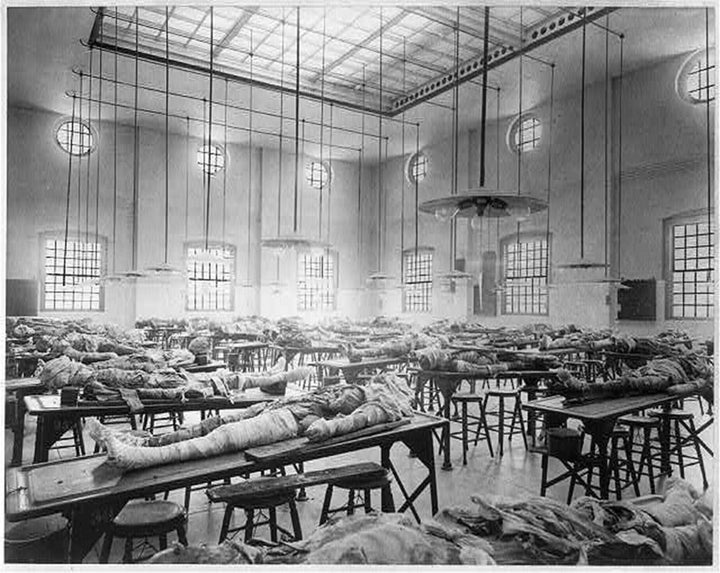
top-left (6, 5), bottom-right (715, 161)
top-left (96, 5), bottom-right (572, 114)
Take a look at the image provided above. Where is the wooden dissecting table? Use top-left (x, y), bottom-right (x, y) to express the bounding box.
top-left (523, 393), bottom-right (679, 499)
top-left (5, 377), bottom-right (45, 466)
top-left (6, 412), bottom-right (446, 563)
top-left (316, 356), bottom-right (410, 384)
top-left (23, 385), bottom-right (305, 464)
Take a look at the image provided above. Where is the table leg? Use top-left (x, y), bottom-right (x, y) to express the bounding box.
top-left (584, 420), bottom-right (614, 499)
top-left (437, 378), bottom-right (455, 471)
top-left (10, 394), bottom-right (28, 467)
top-left (33, 414), bottom-right (77, 464)
top-left (658, 405), bottom-right (672, 478)
top-left (400, 427), bottom-right (440, 516)
top-left (66, 501), bottom-right (125, 563)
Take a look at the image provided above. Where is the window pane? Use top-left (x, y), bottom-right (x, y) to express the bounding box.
top-left (186, 244), bottom-right (234, 311)
top-left (670, 221), bottom-right (714, 319)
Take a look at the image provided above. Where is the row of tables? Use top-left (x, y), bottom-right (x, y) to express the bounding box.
top-left (4, 341), bottom-right (692, 563)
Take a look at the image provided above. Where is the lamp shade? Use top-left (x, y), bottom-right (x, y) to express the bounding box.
top-left (420, 191), bottom-right (547, 221)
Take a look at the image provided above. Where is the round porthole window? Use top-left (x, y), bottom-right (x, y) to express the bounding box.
top-left (55, 119), bottom-right (96, 156)
top-left (406, 151), bottom-right (428, 184)
top-left (197, 144), bottom-right (226, 175)
top-left (676, 48), bottom-right (716, 104)
top-left (305, 161), bottom-right (331, 189)
top-left (507, 114), bottom-right (541, 154)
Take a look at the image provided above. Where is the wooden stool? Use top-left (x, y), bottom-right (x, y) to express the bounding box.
top-left (319, 469), bottom-right (394, 524)
top-left (451, 393), bottom-right (494, 464)
top-left (143, 411), bottom-right (184, 433)
top-left (649, 409), bottom-right (708, 490)
top-left (218, 490), bottom-right (302, 543)
top-left (99, 500), bottom-right (188, 563)
top-left (618, 414), bottom-right (662, 494)
top-left (484, 388), bottom-right (527, 456)
top-left (568, 427), bottom-right (640, 501)
top-left (51, 420), bottom-right (86, 458)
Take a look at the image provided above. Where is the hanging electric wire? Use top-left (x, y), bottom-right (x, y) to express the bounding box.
top-left (94, 25), bottom-right (102, 278)
top-left (112, 9), bottom-right (118, 276)
top-left (163, 4), bottom-right (170, 265)
top-left (204, 6), bottom-right (214, 250)
top-left (604, 15), bottom-right (610, 276)
top-left (62, 95), bottom-right (77, 286)
top-left (131, 8), bottom-right (140, 273)
top-left (222, 78), bottom-right (228, 248)
top-left (247, 29), bottom-right (254, 285)
top-left (293, 8), bottom-right (300, 234)
top-left (545, 65), bottom-right (555, 257)
top-left (318, 7), bottom-right (327, 242)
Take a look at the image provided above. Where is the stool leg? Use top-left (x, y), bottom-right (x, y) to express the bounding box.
top-left (123, 538), bottom-right (134, 564)
top-left (498, 396), bottom-right (505, 456)
top-left (219, 505), bottom-right (234, 542)
top-left (674, 420), bottom-right (685, 478)
top-left (514, 398), bottom-right (528, 449)
top-left (623, 435), bottom-right (641, 497)
top-left (363, 489), bottom-right (372, 513)
top-left (159, 534), bottom-right (168, 550)
top-left (320, 485), bottom-right (334, 525)
top-left (611, 438), bottom-right (622, 501)
top-left (462, 401), bottom-right (468, 466)
top-left (244, 509), bottom-right (255, 543)
top-left (687, 418), bottom-right (708, 490)
top-left (540, 453), bottom-right (549, 496)
top-left (480, 399), bottom-right (494, 458)
top-left (567, 462), bottom-right (578, 505)
top-left (381, 484), bottom-right (395, 512)
top-left (184, 487), bottom-right (192, 511)
top-left (347, 489), bottom-right (355, 515)
top-left (269, 506), bottom-right (278, 542)
top-left (176, 523), bottom-right (188, 546)
top-left (643, 427), bottom-right (656, 494)
top-left (99, 533), bottom-right (114, 564)
top-left (288, 499), bottom-right (302, 540)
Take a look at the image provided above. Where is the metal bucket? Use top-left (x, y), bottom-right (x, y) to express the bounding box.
top-left (5, 514), bottom-right (69, 563)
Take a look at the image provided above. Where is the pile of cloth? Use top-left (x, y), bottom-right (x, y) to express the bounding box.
top-left (147, 478), bottom-right (712, 565)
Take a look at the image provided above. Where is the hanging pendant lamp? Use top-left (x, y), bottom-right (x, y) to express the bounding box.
top-left (367, 7), bottom-right (395, 288)
top-left (261, 7), bottom-right (325, 254)
top-left (120, 7), bottom-right (149, 281)
top-left (146, 6), bottom-right (183, 278)
top-left (556, 12), bottom-right (608, 272)
top-left (419, 7), bottom-right (547, 224)
top-left (438, 8), bottom-right (472, 288)
top-left (555, 13), bottom-right (624, 284)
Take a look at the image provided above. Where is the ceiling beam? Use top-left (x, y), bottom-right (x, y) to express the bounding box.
top-left (391, 7), bottom-right (618, 115)
top-left (309, 9), bottom-right (408, 84)
top-left (212, 7), bottom-right (259, 59)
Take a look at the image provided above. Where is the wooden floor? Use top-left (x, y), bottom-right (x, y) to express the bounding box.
top-left (4, 398), bottom-right (714, 564)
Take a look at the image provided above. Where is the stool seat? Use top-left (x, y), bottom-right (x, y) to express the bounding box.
top-left (100, 500), bottom-right (188, 563)
top-left (222, 490), bottom-right (296, 510)
top-left (332, 471), bottom-right (392, 491)
top-left (618, 415), bottom-right (661, 427)
top-left (486, 388), bottom-right (519, 397)
top-left (452, 393), bottom-right (483, 402)
top-left (112, 500), bottom-right (185, 537)
top-left (649, 409), bottom-right (694, 420)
